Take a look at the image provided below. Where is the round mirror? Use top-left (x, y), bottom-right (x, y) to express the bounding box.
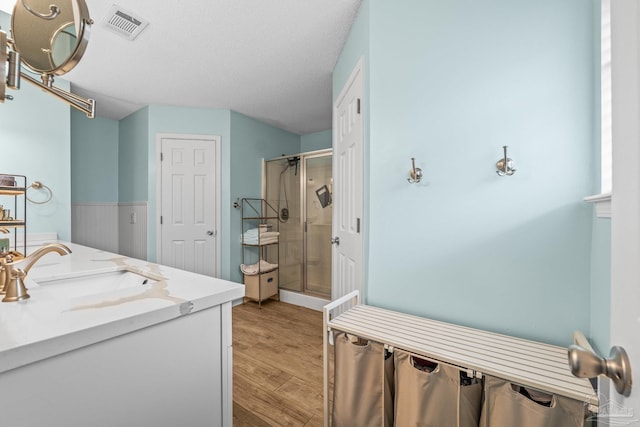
top-left (11, 0), bottom-right (91, 75)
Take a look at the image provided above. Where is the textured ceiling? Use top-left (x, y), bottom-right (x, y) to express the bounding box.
top-left (49, 0), bottom-right (361, 135)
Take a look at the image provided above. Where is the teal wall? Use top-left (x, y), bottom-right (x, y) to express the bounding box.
top-left (119, 107), bottom-right (150, 204)
top-left (5, 1), bottom-right (610, 348)
top-left (71, 105), bottom-right (300, 282)
top-left (1, 11), bottom-right (71, 241)
top-left (332, 0), bottom-right (370, 101)
top-left (300, 130), bottom-right (332, 152)
top-left (229, 111), bottom-right (300, 283)
top-left (335, 0), bottom-right (596, 346)
top-left (70, 110), bottom-right (119, 203)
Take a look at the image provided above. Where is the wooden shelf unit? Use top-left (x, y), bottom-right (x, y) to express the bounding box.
top-left (240, 198), bottom-right (280, 307)
top-left (0, 175), bottom-right (27, 255)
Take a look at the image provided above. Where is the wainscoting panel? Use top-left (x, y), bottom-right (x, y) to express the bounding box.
top-left (118, 202), bottom-right (147, 260)
top-left (71, 203), bottom-right (119, 253)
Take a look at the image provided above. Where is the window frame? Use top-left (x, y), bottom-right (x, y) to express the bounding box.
top-left (586, 0), bottom-right (612, 218)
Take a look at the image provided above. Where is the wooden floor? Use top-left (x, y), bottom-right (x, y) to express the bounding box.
top-left (232, 300), bottom-right (333, 427)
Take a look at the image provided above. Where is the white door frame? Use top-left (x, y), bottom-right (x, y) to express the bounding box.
top-left (332, 57), bottom-right (364, 304)
top-left (609, 0), bottom-right (640, 419)
top-left (155, 133), bottom-right (221, 277)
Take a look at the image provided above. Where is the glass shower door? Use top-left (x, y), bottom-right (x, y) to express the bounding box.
top-left (304, 154), bottom-right (332, 297)
top-left (265, 158), bottom-right (303, 293)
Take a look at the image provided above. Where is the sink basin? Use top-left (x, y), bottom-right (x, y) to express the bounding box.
top-left (32, 269), bottom-right (160, 299)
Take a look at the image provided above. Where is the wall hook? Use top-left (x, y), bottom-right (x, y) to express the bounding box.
top-left (407, 158), bottom-right (423, 184)
top-left (496, 146), bottom-right (516, 176)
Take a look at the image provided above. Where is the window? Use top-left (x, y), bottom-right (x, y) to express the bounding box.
top-left (586, 0), bottom-right (612, 217)
top-left (601, 0), bottom-right (612, 195)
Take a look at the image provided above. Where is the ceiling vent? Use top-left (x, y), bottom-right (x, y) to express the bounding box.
top-left (103, 5), bottom-right (149, 41)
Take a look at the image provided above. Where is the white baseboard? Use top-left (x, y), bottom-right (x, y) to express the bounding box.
top-left (230, 290), bottom-right (329, 311)
top-left (279, 290), bottom-right (329, 312)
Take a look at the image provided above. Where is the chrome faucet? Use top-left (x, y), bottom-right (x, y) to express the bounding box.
top-left (2, 243), bottom-right (72, 302)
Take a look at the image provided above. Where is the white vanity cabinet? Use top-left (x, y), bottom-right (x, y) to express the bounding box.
top-left (0, 243), bottom-right (243, 427)
top-left (0, 304), bottom-right (232, 426)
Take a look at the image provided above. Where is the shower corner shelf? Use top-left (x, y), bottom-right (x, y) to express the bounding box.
top-left (240, 198), bottom-right (280, 307)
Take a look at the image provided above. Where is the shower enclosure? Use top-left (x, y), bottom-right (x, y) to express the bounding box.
top-left (264, 149), bottom-right (332, 299)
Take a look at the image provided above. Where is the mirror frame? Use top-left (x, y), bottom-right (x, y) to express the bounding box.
top-left (0, 0), bottom-right (95, 117)
top-left (11, 0), bottom-right (92, 76)
top-left (0, 30), bottom-right (7, 102)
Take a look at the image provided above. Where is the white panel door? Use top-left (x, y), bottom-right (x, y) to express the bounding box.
top-left (332, 59), bottom-right (364, 306)
top-left (160, 136), bottom-right (217, 276)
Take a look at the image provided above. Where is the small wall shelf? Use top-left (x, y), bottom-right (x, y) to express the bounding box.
top-left (0, 175), bottom-right (27, 255)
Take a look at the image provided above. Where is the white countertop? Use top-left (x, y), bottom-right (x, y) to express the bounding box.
top-left (0, 242), bottom-right (245, 374)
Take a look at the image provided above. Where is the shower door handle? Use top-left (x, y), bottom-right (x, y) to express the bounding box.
top-left (331, 237), bottom-right (340, 246)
